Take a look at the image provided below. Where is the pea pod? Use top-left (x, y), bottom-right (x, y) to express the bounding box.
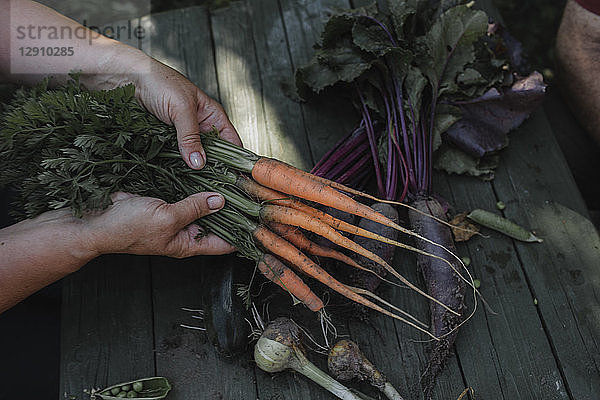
top-left (467, 209), bottom-right (543, 243)
top-left (93, 377), bottom-right (171, 400)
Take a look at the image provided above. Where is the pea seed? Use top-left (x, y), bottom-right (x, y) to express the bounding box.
top-left (496, 201), bottom-right (505, 210)
top-left (110, 387), bottom-right (121, 396)
top-left (126, 390), bottom-right (137, 398)
top-left (117, 391), bottom-right (127, 398)
top-left (121, 385), bottom-right (131, 392)
top-left (461, 257), bottom-right (471, 267)
top-left (132, 381), bottom-right (143, 392)
top-left (473, 279), bottom-right (481, 289)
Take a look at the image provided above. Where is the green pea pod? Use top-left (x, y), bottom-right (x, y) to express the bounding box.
top-left (467, 209), bottom-right (543, 243)
top-left (92, 377), bottom-right (171, 400)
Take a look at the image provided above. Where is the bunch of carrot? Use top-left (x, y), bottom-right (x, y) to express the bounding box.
top-left (0, 79), bottom-right (463, 339)
top-left (189, 135), bottom-right (465, 338)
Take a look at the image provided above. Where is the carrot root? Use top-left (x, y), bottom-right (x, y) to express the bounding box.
top-left (252, 225), bottom-right (440, 340)
top-left (261, 205), bottom-right (459, 316)
top-left (268, 222), bottom-right (404, 289)
top-left (240, 174), bottom-right (473, 304)
top-left (345, 284), bottom-right (429, 329)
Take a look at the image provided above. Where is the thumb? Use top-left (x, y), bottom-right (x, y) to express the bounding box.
top-left (172, 104), bottom-right (206, 170)
top-left (170, 192), bottom-right (224, 226)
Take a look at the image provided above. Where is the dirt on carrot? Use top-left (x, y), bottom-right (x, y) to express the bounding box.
top-left (257, 253), bottom-right (324, 312)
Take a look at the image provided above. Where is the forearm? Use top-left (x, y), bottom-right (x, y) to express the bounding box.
top-left (0, 0), bottom-right (149, 89)
top-left (0, 210), bottom-right (97, 312)
top-left (556, 0), bottom-right (600, 145)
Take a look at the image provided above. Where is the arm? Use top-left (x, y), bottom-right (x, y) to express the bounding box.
top-left (0, 0), bottom-right (242, 168)
top-left (0, 0), bottom-right (143, 88)
top-left (556, 0), bottom-right (600, 146)
top-left (0, 192), bottom-right (232, 313)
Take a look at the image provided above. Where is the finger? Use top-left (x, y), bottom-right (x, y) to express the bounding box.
top-left (110, 192), bottom-right (139, 202)
top-left (185, 231), bottom-right (236, 257)
top-left (197, 96), bottom-right (243, 147)
top-left (172, 102), bottom-right (206, 170)
top-left (169, 192), bottom-right (224, 227)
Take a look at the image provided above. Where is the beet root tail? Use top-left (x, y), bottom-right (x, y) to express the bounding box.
top-left (408, 197), bottom-right (467, 399)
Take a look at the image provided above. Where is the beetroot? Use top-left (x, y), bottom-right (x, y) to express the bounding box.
top-left (408, 197), bottom-right (466, 399)
top-left (351, 202), bottom-right (399, 293)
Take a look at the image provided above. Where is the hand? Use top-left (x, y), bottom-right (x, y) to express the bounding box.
top-left (134, 60), bottom-right (243, 169)
top-left (86, 192), bottom-right (235, 258)
top-left (1, 1), bottom-right (242, 167)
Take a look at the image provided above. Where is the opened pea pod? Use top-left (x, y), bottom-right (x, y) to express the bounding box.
top-left (91, 377), bottom-right (171, 400)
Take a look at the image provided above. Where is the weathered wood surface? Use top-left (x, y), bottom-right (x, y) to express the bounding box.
top-left (59, 2), bottom-right (600, 400)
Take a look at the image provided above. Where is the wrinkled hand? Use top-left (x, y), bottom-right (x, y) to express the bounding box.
top-left (134, 60), bottom-right (243, 169)
top-left (86, 192), bottom-right (235, 258)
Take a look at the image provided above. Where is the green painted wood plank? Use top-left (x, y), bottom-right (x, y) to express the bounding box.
top-left (245, 0), bottom-right (314, 170)
top-left (436, 172), bottom-right (569, 399)
top-left (138, 8), bottom-right (257, 399)
top-left (209, 3), bottom-right (269, 157)
top-left (208, 1), bottom-right (345, 398)
top-left (542, 90), bottom-right (600, 210)
top-left (139, 8), bottom-right (220, 101)
top-left (60, 17), bottom-right (156, 399)
top-left (279, 0), bottom-right (360, 163)
top-left (60, 255), bottom-right (155, 398)
top-left (491, 109), bottom-right (600, 399)
top-left (149, 256), bottom-right (257, 400)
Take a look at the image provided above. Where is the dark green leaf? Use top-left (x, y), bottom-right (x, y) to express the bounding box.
top-left (321, 14), bottom-right (355, 49)
top-left (434, 143), bottom-right (498, 179)
top-left (432, 103), bottom-right (461, 152)
top-left (352, 20), bottom-right (394, 56)
top-left (457, 68), bottom-right (485, 86)
top-left (421, 5), bottom-right (488, 96)
top-left (388, 0), bottom-right (417, 39)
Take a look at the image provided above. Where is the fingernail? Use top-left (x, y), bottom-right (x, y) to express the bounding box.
top-left (207, 195), bottom-right (224, 210)
top-left (190, 151), bottom-right (205, 169)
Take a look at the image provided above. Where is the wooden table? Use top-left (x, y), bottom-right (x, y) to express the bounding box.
top-left (59, 1), bottom-right (600, 399)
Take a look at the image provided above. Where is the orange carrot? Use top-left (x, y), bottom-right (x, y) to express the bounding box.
top-left (250, 158), bottom-right (466, 269)
top-left (309, 176), bottom-right (482, 237)
top-left (240, 176), bottom-right (424, 251)
top-left (268, 222), bottom-right (361, 268)
top-left (251, 157), bottom-right (404, 230)
top-left (260, 204), bottom-right (457, 315)
top-left (237, 175), bottom-right (295, 206)
top-left (257, 254), bottom-right (324, 312)
top-left (267, 222), bottom-right (402, 287)
top-left (240, 173), bottom-right (447, 257)
top-left (207, 139), bottom-right (466, 279)
top-left (269, 222), bottom-right (410, 289)
top-left (238, 175), bottom-right (470, 293)
top-left (252, 225), bottom-right (438, 340)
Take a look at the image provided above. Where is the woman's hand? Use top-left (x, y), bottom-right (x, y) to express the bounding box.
top-left (0, 191), bottom-right (233, 312)
top-left (1, 0), bottom-right (243, 169)
top-left (133, 60), bottom-right (243, 169)
top-left (86, 192), bottom-right (235, 258)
